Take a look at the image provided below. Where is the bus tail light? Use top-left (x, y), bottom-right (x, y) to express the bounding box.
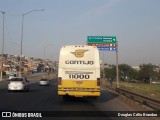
top-left (97, 78), bottom-right (100, 86)
top-left (58, 77), bottom-right (62, 85)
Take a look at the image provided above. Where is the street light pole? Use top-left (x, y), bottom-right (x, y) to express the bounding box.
top-left (0, 11), bottom-right (5, 81)
top-left (19, 9), bottom-right (44, 77)
top-left (43, 44), bottom-right (54, 72)
top-left (44, 44), bottom-right (54, 61)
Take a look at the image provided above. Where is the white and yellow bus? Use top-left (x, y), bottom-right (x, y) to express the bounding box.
top-left (58, 45), bottom-right (100, 98)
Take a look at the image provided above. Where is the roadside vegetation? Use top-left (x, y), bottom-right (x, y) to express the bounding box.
top-left (102, 63), bottom-right (160, 100)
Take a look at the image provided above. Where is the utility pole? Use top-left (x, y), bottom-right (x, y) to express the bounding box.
top-left (116, 41), bottom-right (119, 88)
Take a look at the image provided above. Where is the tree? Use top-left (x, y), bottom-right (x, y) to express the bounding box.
top-left (157, 71), bottom-right (160, 80)
top-left (104, 66), bottom-right (116, 80)
top-left (118, 64), bottom-right (133, 81)
top-left (138, 63), bottom-right (154, 83)
top-left (103, 63), bottom-right (159, 83)
top-left (128, 68), bottom-right (139, 80)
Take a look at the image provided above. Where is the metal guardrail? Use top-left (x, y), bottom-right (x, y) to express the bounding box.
top-left (115, 88), bottom-right (160, 110)
top-left (103, 84), bottom-right (160, 110)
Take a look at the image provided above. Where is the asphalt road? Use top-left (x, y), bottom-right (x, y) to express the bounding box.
top-left (0, 78), bottom-right (158, 120)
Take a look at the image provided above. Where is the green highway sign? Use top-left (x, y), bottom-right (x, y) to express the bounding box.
top-left (87, 36), bottom-right (116, 43)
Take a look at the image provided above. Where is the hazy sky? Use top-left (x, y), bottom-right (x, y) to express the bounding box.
top-left (0, 0), bottom-right (160, 66)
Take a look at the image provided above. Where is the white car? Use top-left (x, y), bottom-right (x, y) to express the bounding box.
top-left (8, 77), bottom-right (30, 92)
top-left (39, 79), bottom-right (50, 86)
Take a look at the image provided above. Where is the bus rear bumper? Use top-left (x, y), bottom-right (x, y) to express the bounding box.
top-left (58, 90), bottom-right (100, 97)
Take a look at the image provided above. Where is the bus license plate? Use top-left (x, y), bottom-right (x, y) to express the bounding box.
top-left (76, 81), bottom-right (83, 84)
